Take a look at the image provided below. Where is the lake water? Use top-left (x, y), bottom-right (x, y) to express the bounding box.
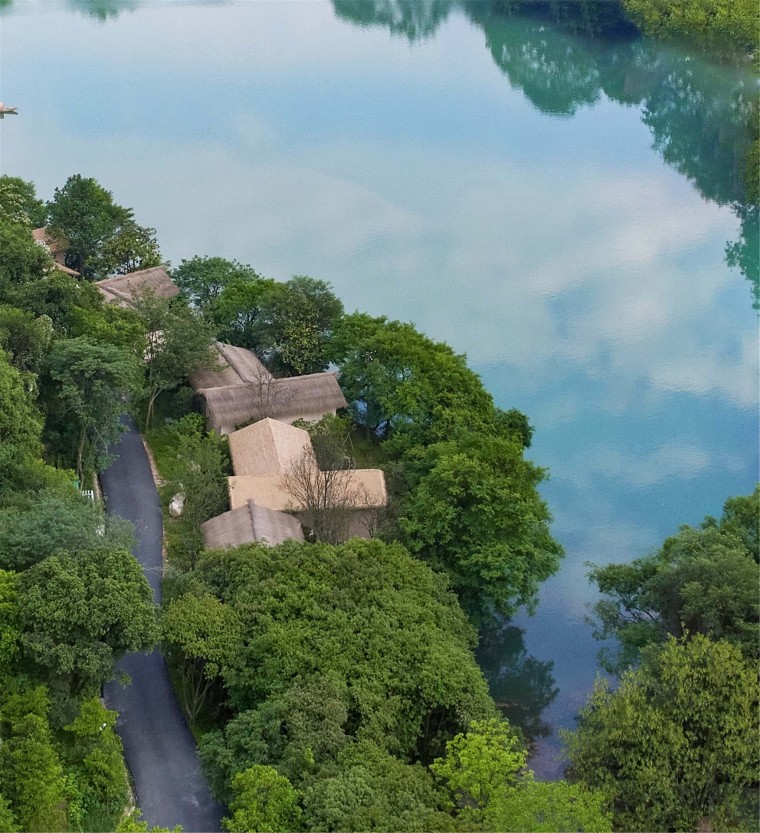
top-left (2, 0), bottom-right (757, 779)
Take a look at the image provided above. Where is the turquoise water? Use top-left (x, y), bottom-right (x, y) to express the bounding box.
top-left (2, 0), bottom-right (757, 778)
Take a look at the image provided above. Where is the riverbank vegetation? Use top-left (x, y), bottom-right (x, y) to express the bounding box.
top-left (0, 180), bottom-right (159, 829)
top-left (1, 159), bottom-right (758, 831)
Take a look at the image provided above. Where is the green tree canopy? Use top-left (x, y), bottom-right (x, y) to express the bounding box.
top-left (253, 275), bottom-right (344, 376)
top-left (589, 488), bottom-right (760, 669)
top-left (0, 176), bottom-right (46, 228)
top-left (302, 740), bottom-right (455, 832)
top-left (621, 0), bottom-right (759, 56)
top-left (399, 434), bottom-right (562, 618)
top-left (564, 635), bottom-right (759, 832)
top-left (0, 220), bottom-right (53, 298)
top-left (17, 546), bottom-right (158, 697)
top-left (0, 351), bottom-right (42, 456)
top-left (332, 313), bottom-right (512, 454)
top-left (46, 174), bottom-right (160, 278)
top-left (431, 718), bottom-right (612, 832)
top-left (132, 291), bottom-right (215, 427)
top-left (46, 336), bottom-right (142, 478)
top-left (0, 490), bottom-right (133, 571)
top-left (222, 765), bottom-right (302, 833)
top-left (173, 256), bottom-right (264, 309)
top-left (0, 694), bottom-right (67, 833)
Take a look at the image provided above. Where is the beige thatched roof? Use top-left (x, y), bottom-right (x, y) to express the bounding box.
top-left (33, 227), bottom-right (80, 275)
top-left (96, 266), bottom-right (179, 307)
top-left (201, 499), bottom-right (304, 549)
top-left (189, 342), bottom-right (273, 391)
top-left (228, 418), bottom-right (311, 477)
top-left (190, 343), bottom-right (348, 434)
top-left (229, 468), bottom-right (387, 512)
top-left (33, 227), bottom-right (67, 256)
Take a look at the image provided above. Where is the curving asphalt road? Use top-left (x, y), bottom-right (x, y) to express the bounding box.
top-left (101, 417), bottom-right (224, 832)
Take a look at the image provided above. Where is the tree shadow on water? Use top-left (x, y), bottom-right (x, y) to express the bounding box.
top-left (476, 620), bottom-right (558, 745)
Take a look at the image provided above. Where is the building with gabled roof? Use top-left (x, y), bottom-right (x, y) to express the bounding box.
top-left (227, 418), bottom-right (311, 477)
top-left (95, 266), bottom-right (179, 308)
top-left (201, 499), bottom-right (304, 549)
top-left (190, 342), bottom-right (348, 435)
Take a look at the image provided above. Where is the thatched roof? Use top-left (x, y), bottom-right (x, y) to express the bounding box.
top-left (32, 227), bottom-right (67, 256)
top-left (189, 342), bottom-right (273, 391)
top-left (95, 266), bottom-right (179, 307)
top-left (201, 499), bottom-right (304, 549)
top-left (190, 343), bottom-right (348, 434)
top-left (228, 468), bottom-right (387, 512)
top-left (228, 418), bottom-right (311, 477)
top-left (33, 227), bottom-right (80, 275)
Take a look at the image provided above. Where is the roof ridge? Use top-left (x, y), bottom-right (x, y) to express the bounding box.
top-left (247, 499), bottom-right (257, 539)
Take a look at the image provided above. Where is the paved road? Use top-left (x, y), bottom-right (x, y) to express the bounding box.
top-left (101, 418), bottom-right (224, 832)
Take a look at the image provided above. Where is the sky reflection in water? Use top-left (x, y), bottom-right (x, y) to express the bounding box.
top-left (1, 0), bottom-right (757, 778)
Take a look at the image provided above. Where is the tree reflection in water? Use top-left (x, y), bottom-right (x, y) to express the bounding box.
top-left (332, 0), bottom-right (759, 309)
top-left (476, 621), bottom-right (558, 745)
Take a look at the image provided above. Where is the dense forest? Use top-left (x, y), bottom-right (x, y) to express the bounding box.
top-left (0, 167), bottom-right (757, 831)
top-left (0, 1), bottom-right (758, 830)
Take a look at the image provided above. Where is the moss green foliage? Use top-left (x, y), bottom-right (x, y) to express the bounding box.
top-left (430, 718), bottom-right (612, 832)
top-left (223, 765), bottom-right (302, 833)
top-left (18, 546), bottom-right (158, 698)
top-left (0, 697), bottom-right (67, 832)
top-left (564, 635), bottom-right (759, 832)
top-left (0, 490), bottom-right (133, 571)
top-left (0, 351), bottom-right (43, 455)
top-left (589, 487), bottom-right (760, 670)
top-left (621, 0), bottom-right (758, 58)
top-left (301, 741), bottom-right (455, 832)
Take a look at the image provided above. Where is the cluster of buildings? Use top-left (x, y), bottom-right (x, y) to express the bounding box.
top-left (190, 344), bottom-right (387, 549)
top-left (33, 226), bottom-right (387, 552)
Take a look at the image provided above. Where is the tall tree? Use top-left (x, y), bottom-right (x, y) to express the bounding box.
top-left (0, 176), bottom-right (46, 228)
top-left (46, 175), bottom-right (160, 278)
top-left (253, 275), bottom-right (344, 376)
top-left (564, 635), bottom-right (759, 832)
top-left (46, 336), bottom-right (142, 478)
top-left (0, 221), bottom-right (53, 298)
top-left (172, 256), bottom-right (264, 310)
top-left (131, 292), bottom-right (215, 428)
top-left (399, 434), bottom-right (562, 619)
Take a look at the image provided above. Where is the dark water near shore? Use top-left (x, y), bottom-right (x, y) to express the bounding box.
top-left (1, 0), bottom-right (757, 778)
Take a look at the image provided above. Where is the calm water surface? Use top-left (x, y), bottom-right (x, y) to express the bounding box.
top-left (2, 0), bottom-right (757, 778)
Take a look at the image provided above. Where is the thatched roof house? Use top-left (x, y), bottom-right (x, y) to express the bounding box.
top-left (32, 227), bottom-right (80, 275)
top-left (95, 266), bottom-right (179, 308)
top-left (201, 499), bottom-right (304, 549)
top-left (189, 342), bottom-right (274, 390)
top-left (228, 468), bottom-right (387, 513)
top-left (190, 342), bottom-right (348, 435)
top-left (228, 418), bottom-right (311, 477)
